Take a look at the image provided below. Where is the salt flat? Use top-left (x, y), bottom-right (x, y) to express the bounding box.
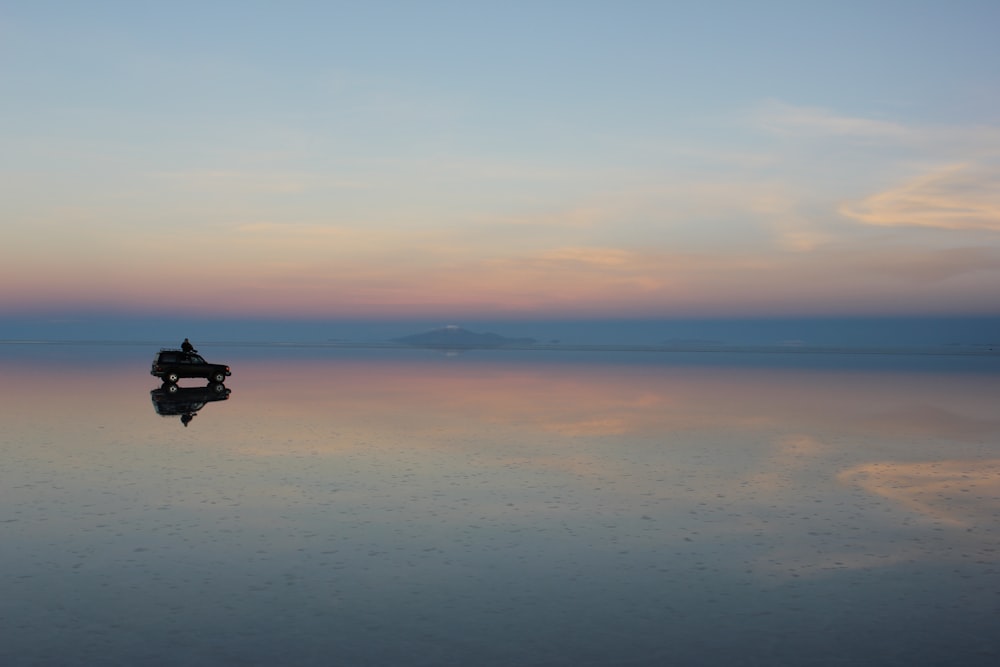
top-left (1, 344), bottom-right (998, 666)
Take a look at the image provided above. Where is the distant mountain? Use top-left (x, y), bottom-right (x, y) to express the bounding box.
top-left (393, 325), bottom-right (536, 348)
top-left (662, 338), bottom-right (725, 347)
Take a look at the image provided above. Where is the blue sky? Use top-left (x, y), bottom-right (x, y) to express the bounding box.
top-left (2, 1), bottom-right (999, 333)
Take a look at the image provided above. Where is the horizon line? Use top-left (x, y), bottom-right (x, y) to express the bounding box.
top-left (1, 339), bottom-right (997, 358)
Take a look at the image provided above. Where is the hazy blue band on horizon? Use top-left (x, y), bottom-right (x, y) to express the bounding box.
top-left (1, 315), bottom-right (998, 348)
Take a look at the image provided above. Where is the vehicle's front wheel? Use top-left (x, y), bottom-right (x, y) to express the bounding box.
top-left (210, 372), bottom-right (227, 384)
top-left (166, 372), bottom-right (180, 384)
top-left (209, 383), bottom-right (226, 394)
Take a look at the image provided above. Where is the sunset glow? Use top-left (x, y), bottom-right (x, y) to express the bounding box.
top-left (2, 3), bottom-right (999, 325)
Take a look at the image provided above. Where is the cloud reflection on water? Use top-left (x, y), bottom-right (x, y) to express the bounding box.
top-left (2, 348), bottom-right (999, 665)
top-left (839, 459), bottom-right (1000, 529)
top-left (208, 357), bottom-right (1000, 560)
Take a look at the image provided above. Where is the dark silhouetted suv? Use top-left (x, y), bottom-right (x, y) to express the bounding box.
top-left (151, 349), bottom-right (231, 384)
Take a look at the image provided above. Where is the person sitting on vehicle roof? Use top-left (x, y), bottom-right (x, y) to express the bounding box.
top-left (181, 338), bottom-right (197, 354)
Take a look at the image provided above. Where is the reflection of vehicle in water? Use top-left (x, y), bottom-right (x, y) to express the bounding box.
top-left (151, 383), bottom-right (231, 427)
top-left (151, 349), bottom-right (231, 384)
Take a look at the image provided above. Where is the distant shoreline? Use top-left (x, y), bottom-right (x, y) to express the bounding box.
top-left (1, 339), bottom-right (997, 357)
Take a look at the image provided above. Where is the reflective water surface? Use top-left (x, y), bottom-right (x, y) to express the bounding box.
top-left (1, 344), bottom-right (998, 666)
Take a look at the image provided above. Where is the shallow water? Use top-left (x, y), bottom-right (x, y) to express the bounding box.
top-left (1, 344), bottom-right (998, 666)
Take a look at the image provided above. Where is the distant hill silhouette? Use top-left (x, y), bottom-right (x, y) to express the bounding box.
top-left (393, 325), bottom-right (536, 348)
top-left (663, 338), bottom-right (725, 347)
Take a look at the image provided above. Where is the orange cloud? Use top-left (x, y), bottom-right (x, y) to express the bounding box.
top-left (841, 163), bottom-right (1000, 231)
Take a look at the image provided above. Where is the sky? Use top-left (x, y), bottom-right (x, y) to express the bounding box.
top-left (2, 1), bottom-right (999, 335)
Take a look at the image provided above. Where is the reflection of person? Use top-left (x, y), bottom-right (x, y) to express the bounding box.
top-left (181, 338), bottom-right (197, 354)
top-left (181, 413), bottom-right (194, 427)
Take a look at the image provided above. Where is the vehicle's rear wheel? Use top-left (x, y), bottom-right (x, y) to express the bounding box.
top-left (165, 383), bottom-right (180, 394)
top-left (166, 372), bottom-right (180, 384)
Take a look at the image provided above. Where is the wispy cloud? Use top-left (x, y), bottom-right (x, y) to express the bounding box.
top-left (471, 207), bottom-right (607, 230)
top-left (841, 163), bottom-right (1000, 231)
top-left (742, 100), bottom-right (1000, 164)
top-left (753, 100), bottom-right (909, 140)
top-left (155, 169), bottom-right (369, 194)
top-left (537, 246), bottom-right (634, 267)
